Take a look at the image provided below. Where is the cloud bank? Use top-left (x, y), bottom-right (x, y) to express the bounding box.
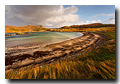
top-left (5, 5), bottom-right (115, 28)
top-left (5, 5), bottom-right (79, 28)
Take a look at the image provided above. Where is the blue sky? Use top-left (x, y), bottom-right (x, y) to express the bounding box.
top-left (64, 5), bottom-right (115, 24)
top-left (5, 5), bottom-right (115, 28)
top-left (75, 5), bottom-right (114, 21)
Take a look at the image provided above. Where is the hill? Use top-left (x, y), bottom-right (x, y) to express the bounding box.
top-left (5, 25), bottom-right (50, 33)
top-left (5, 23), bottom-right (115, 33)
top-left (59, 23), bottom-right (115, 29)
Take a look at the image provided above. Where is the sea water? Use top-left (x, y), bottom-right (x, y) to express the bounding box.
top-left (5, 32), bottom-right (83, 47)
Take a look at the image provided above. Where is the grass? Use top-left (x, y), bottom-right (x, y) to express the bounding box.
top-left (96, 31), bottom-right (115, 40)
top-left (103, 31), bottom-right (115, 39)
top-left (5, 31), bottom-right (115, 79)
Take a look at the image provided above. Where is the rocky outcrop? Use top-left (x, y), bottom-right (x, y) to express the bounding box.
top-left (5, 32), bottom-right (108, 71)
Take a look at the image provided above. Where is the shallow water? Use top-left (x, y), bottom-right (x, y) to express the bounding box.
top-left (5, 32), bottom-right (83, 47)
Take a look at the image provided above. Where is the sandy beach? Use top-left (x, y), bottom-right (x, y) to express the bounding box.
top-left (5, 32), bottom-right (108, 71)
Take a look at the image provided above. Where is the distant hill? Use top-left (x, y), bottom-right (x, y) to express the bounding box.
top-left (5, 23), bottom-right (115, 33)
top-left (5, 25), bottom-right (50, 33)
top-left (59, 23), bottom-right (115, 29)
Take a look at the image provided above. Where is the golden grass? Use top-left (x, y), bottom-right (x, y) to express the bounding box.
top-left (5, 55), bottom-right (115, 79)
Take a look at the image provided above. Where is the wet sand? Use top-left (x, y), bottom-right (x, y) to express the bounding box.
top-left (5, 32), bottom-right (108, 72)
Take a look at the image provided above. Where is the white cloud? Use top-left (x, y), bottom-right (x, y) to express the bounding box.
top-left (5, 5), bottom-right (80, 28)
top-left (91, 13), bottom-right (115, 18)
top-left (103, 16), bottom-right (115, 24)
top-left (99, 13), bottom-right (115, 16)
top-left (82, 20), bottom-right (102, 24)
top-left (46, 14), bottom-right (79, 27)
top-left (67, 20), bottom-right (102, 26)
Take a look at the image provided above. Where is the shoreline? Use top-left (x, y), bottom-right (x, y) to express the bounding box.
top-left (5, 32), bottom-right (108, 72)
top-left (5, 32), bottom-right (83, 48)
top-left (5, 32), bottom-right (83, 56)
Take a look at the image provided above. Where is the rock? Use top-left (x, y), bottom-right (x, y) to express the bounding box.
top-left (74, 47), bottom-right (82, 51)
top-left (108, 39), bottom-right (115, 43)
top-left (29, 57), bottom-right (36, 60)
top-left (34, 58), bottom-right (44, 64)
top-left (21, 59), bottom-right (34, 66)
top-left (59, 53), bottom-right (67, 57)
top-left (15, 59), bottom-right (19, 62)
top-left (38, 47), bottom-right (52, 51)
top-left (11, 64), bottom-right (19, 69)
top-left (5, 65), bottom-right (12, 70)
top-left (65, 50), bottom-right (71, 54)
top-left (33, 51), bottom-right (51, 57)
top-left (5, 69), bottom-right (13, 73)
top-left (52, 47), bottom-right (64, 51)
top-left (12, 59), bottom-right (34, 69)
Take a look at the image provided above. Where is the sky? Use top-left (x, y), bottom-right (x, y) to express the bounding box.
top-left (5, 5), bottom-right (115, 28)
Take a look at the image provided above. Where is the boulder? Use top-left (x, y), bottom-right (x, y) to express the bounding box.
top-left (5, 65), bottom-right (12, 70)
top-left (33, 51), bottom-right (51, 57)
top-left (34, 58), bottom-right (44, 64)
top-left (21, 59), bottom-right (34, 66)
top-left (65, 50), bottom-right (71, 54)
top-left (12, 59), bottom-right (34, 69)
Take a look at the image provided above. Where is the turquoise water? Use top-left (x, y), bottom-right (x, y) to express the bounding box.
top-left (5, 32), bottom-right (83, 47)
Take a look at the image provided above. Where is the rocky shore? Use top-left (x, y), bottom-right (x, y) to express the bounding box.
top-left (5, 32), bottom-right (108, 72)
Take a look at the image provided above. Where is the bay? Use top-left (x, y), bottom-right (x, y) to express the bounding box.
top-left (5, 32), bottom-right (83, 47)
